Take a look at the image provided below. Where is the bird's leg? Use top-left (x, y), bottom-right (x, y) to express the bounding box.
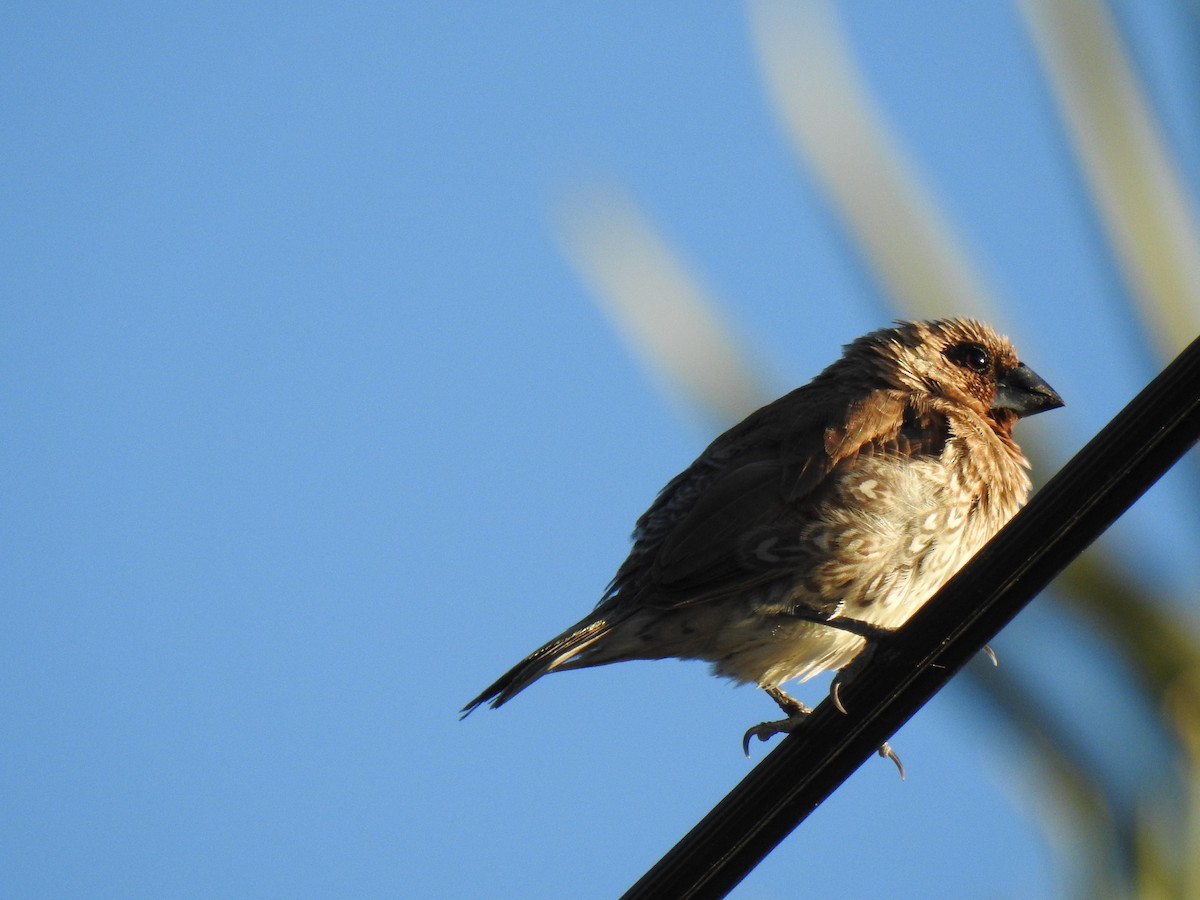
top-left (766, 684), bottom-right (808, 716)
top-left (741, 686), bottom-right (812, 757)
top-left (779, 604), bottom-right (894, 641)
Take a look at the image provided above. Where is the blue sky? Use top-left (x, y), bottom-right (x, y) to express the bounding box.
top-left (4, 3), bottom-right (1198, 898)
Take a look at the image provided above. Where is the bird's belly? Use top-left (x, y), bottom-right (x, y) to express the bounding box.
top-left (707, 616), bottom-right (867, 687)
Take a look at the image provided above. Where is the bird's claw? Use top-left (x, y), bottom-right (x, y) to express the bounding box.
top-left (982, 644), bottom-right (999, 667)
top-left (879, 742), bottom-right (906, 779)
top-left (741, 713), bottom-right (809, 757)
top-left (830, 679), bottom-right (848, 715)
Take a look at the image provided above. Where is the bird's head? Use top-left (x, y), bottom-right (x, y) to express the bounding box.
top-left (854, 318), bottom-right (1063, 430)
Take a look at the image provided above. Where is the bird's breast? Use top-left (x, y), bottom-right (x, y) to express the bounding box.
top-left (789, 449), bottom-right (1025, 629)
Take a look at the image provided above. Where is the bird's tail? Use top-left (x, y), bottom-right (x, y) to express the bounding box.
top-left (460, 611), bottom-right (629, 717)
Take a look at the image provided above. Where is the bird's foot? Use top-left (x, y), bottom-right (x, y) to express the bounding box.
top-left (742, 711), bottom-right (810, 757)
top-left (742, 685), bottom-right (813, 756)
top-left (742, 695), bottom-right (905, 777)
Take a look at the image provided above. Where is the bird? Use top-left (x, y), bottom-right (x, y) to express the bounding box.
top-left (462, 318), bottom-right (1062, 766)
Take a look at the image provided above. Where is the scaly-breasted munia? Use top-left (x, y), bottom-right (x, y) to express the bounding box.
top-left (463, 319), bottom-right (1062, 760)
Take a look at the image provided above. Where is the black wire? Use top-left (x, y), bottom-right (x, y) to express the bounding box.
top-left (622, 333), bottom-right (1200, 899)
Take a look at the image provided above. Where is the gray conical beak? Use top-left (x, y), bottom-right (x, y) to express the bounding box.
top-left (992, 363), bottom-right (1064, 418)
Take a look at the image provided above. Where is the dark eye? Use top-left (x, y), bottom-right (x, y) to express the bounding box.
top-left (951, 342), bottom-right (991, 374)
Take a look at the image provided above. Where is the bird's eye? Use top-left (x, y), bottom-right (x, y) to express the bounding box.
top-left (950, 342), bottom-right (991, 374)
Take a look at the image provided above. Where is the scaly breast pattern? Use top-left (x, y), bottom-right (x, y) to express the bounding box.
top-left (710, 427), bottom-right (1029, 687)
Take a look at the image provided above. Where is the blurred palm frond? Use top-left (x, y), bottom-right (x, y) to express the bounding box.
top-left (746, 0), bottom-right (999, 324)
top-left (1020, 0), bottom-right (1200, 360)
top-left (554, 189), bottom-right (766, 424)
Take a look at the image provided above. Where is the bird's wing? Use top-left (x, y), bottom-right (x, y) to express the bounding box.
top-left (630, 391), bottom-right (946, 609)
